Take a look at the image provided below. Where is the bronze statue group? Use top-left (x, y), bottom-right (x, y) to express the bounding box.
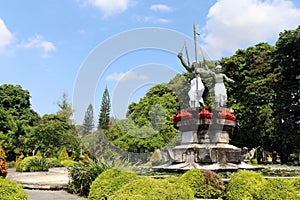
top-left (177, 52), bottom-right (235, 108)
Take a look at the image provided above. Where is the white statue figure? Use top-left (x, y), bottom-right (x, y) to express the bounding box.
top-left (209, 65), bottom-right (235, 107)
top-left (178, 52), bottom-right (206, 107)
top-left (188, 76), bottom-right (205, 107)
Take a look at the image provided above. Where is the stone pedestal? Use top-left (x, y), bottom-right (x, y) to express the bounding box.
top-left (153, 107), bottom-right (256, 171)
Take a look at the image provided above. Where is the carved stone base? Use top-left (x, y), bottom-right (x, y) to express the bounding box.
top-left (151, 107), bottom-right (260, 171)
top-left (172, 143), bottom-right (241, 164)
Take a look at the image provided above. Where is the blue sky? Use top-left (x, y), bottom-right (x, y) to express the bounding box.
top-left (0, 0), bottom-right (299, 124)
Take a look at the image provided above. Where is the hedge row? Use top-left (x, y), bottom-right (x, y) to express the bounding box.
top-left (87, 168), bottom-right (300, 199)
top-left (16, 156), bottom-right (76, 172)
top-left (226, 170), bottom-right (300, 200)
top-left (88, 168), bottom-right (225, 199)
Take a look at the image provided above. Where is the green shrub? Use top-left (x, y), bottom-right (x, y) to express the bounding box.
top-left (251, 158), bottom-right (258, 165)
top-left (8, 161), bottom-right (15, 168)
top-left (112, 177), bottom-right (194, 200)
top-left (257, 178), bottom-right (297, 200)
top-left (35, 150), bottom-right (42, 157)
top-left (200, 169), bottom-right (225, 198)
top-left (291, 176), bottom-right (300, 198)
top-left (58, 147), bottom-right (69, 161)
top-left (46, 158), bottom-right (61, 168)
top-left (178, 168), bottom-right (206, 198)
top-left (16, 156), bottom-right (49, 172)
top-left (291, 176), bottom-right (300, 189)
top-left (67, 157), bottom-right (137, 197)
top-left (0, 177), bottom-right (28, 200)
top-left (177, 169), bottom-right (225, 199)
top-left (60, 159), bottom-right (76, 167)
top-left (110, 194), bottom-right (145, 200)
top-left (67, 159), bottom-right (108, 196)
top-left (226, 170), bottom-right (267, 200)
top-left (164, 176), bottom-right (179, 183)
top-left (88, 168), bottom-right (138, 200)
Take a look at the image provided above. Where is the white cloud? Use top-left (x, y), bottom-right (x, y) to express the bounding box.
top-left (86, 0), bottom-right (130, 17)
top-left (134, 15), bottom-right (171, 24)
top-left (79, 29), bottom-right (86, 34)
top-left (202, 0), bottom-right (300, 59)
top-left (0, 18), bottom-right (13, 52)
top-left (106, 71), bottom-right (149, 81)
top-left (150, 4), bottom-right (172, 12)
top-left (17, 35), bottom-right (56, 58)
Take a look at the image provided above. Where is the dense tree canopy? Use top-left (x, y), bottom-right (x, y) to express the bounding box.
top-left (0, 84), bottom-right (39, 160)
top-left (221, 42), bottom-right (276, 148)
top-left (107, 83), bottom-right (181, 154)
top-left (221, 26), bottom-right (300, 163)
top-left (26, 113), bottom-right (80, 158)
top-left (0, 87), bottom-right (81, 160)
top-left (272, 26), bottom-right (300, 163)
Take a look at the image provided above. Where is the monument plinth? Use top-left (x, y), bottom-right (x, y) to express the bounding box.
top-left (153, 107), bottom-right (256, 171)
top-left (153, 24), bottom-right (257, 171)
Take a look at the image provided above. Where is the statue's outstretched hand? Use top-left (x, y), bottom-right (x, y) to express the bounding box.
top-left (177, 52), bottom-right (182, 58)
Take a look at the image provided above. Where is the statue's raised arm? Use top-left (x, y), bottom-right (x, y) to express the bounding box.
top-left (177, 52), bottom-right (206, 107)
top-left (177, 52), bottom-right (190, 72)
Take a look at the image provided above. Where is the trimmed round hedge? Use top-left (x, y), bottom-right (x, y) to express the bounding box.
top-left (226, 170), bottom-right (267, 200)
top-left (178, 168), bottom-right (225, 199)
top-left (111, 177), bottom-right (194, 200)
top-left (88, 168), bottom-right (138, 200)
top-left (257, 178), bottom-right (298, 200)
top-left (178, 168), bottom-right (205, 198)
top-left (199, 169), bottom-right (225, 198)
top-left (0, 177), bottom-right (28, 200)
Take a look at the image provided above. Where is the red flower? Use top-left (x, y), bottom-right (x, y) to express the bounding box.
top-left (199, 108), bottom-right (213, 119)
top-left (218, 109), bottom-right (236, 121)
top-left (173, 109), bottom-right (193, 124)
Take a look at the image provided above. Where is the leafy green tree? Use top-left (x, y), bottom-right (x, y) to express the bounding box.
top-left (82, 130), bottom-right (112, 159)
top-left (131, 84), bottom-right (180, 143)
top-left (107, 119), bottom-right (165, 153)
top-left (109, 84), bottom-right (180, 155)
top-left (27, 113), bottom-right (80, 158)
top-left (82, 104), bottom-right (94, 135)
top-left (221, 27), bottom-right (300, 163)
top-left (98, 87), bottom-right (111, 130)
top-left (75, 124), bottom-right (85, 138)
top-left (221, 43), bottom-right (276, 151)
top-left (0, 84), bottom-right (39, 161)
top-left (57, 92), bottom-right (73, 121)
top-left (272, 26), bottom-right (300, 163)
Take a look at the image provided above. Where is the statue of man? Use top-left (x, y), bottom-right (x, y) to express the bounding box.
top-left (208, 65), bottom-right (235, 107)
top-left (177, 52), bottom-right (206, 107)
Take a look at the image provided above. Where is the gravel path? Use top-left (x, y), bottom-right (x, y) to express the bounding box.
top-left (25, 189), bottom-right (86, 200)
top-left (7, 168), bottom-right (86, 200)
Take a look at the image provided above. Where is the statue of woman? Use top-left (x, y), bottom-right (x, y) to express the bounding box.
top-left (208, 65), bottom-right (235, 107)
top-left (177, 52), bottom-right (206, 107)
